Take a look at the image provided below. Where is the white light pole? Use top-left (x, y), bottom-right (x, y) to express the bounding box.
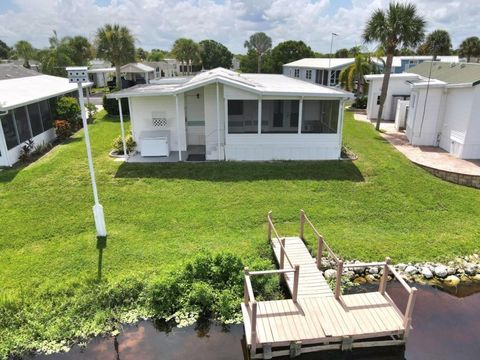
top-left (67, 67), bottom-right (107, 238)
top-left (328, 33), bottom-right (338, 86)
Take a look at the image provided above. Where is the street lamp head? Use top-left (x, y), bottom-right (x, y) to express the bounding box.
top-left (66, 66), bottom-right (88, 84)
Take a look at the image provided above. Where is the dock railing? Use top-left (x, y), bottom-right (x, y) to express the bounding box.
top-left (267, 211), bottom-right (301, 301)
top-left (299, 209), bottom-right (417, 337)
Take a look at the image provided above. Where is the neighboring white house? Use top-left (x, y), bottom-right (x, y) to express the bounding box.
top-left (283, 58), bottom-right (356, 87)
top-left (88, 59), bottom-right (114, 87)
top-left (120, 63), bottom-right (155, 85)
top-left (0, 64), bottom-right (90, 167)
top-left (143, 61), bottom-right (177, 78)
top-left (283, 56), bottom-right (459, 87)
top-left (108, 68), bottom-right (353, 161)
top-left (365, 62), bottom-right (480, 159)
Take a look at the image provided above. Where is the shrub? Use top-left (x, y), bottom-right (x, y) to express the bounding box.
top-left (112, 134), bottom-right (136, 155)
top-left (352, 96), bottom-right (367, 109)
top-left (103, 96), bottom-right (130, 116)
top-left (86, 103), bottom-right (97, 124)
top-left (18, 139), bottom-right (34, 162)
top-left (56, 97), bottom-right (81, 130)
top-left (32, 142), bottom-right (52, 157)
top-left (54, 120), bottom-right (72, 140)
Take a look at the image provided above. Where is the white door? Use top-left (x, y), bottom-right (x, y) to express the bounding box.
top-left (185, 91), bottom-right (205, 146)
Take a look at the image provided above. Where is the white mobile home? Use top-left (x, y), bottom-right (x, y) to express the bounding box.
top-left (0, 64), bottom-right (90, 167)
top-left (365, 62), bottom-right (480, 159)
top-left (108, 68), bottom-right (353, 161)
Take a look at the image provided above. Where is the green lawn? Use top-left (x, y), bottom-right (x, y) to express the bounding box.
top-left (1, 111), bottom-right (480, 295)
top-left (2, 111), bottom-right (480, 357)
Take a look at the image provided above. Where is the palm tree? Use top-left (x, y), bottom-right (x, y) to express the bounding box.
top-left (418, 29), bottom-right (452, 59)
top-left (95, 24), bottom-right (135, 89)
top-left (38, 31), bottom-right (73, 76)
top-left (171, 38), bottom-right (200, 75)
top-left (339, 55), bottom-right (378, 96)
top-left (244, 32), bottom-right (272, 73)
top-left (459, 36), bottom-right (480, 63)
top-left (14, 40), bottom-right (34, 68)
top-left (363, 2), bottom-right (425, 130)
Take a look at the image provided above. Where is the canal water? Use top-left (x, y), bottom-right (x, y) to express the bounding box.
top-left (26, 282), bottom-right (480, 360)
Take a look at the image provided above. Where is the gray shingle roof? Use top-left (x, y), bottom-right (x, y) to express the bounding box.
top-left (408, 62), bottom-right (480, 85)
top-left (0, 63), bottom-right (40, 80)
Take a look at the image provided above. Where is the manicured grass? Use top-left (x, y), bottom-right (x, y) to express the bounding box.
top-left (1, 111), bottom-right (480, 295)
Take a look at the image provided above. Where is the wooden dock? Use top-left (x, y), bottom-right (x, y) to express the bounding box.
top-left (241, 210), bottom-right (417, 359)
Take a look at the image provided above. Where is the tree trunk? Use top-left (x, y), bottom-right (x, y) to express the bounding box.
top-left (257, 53), bottom-right (261, 73)
top-left (376, 53), bottom-right (394, 131)
top-left (115, 65), bottom-right (121, 90)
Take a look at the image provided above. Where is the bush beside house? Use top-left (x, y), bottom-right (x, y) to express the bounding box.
top-left (103, 96), bottom-right (130, 116)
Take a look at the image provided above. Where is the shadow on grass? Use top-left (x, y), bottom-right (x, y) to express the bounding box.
top-left (115, 160), bottom-right (364, 182)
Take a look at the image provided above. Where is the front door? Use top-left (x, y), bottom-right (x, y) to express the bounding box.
top-left (185, 89), bottom-right (205, 147)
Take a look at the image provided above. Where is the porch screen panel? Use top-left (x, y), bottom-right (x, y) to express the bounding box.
top-left (40, 100), bottom-right (53, 130)
top-left (1, 112), bottom-right (19, 149)
top-left (261, 100), bottom-right (299, 133)
top-left (14, 107), bottom-right (32, 142)
top-left (227, 100), bottom-right (258, 133)
top-left (301, 100), bottom-right (339, 133)
top-left (28, 103), bottom-right (44, 136)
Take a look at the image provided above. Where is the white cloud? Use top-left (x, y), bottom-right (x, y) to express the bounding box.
top-left (0, 0), bottom-right (478, 54)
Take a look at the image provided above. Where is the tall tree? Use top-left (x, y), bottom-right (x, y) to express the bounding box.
top-left (199, 40), bottom-right (233, 69)
top-left (334, 48), bottom-right (350, 58)
top-left (348, 46), bottom-right (362, 57)
top-left (418, 29), bottom-right (452, 59)
top-left (459, 36), bottom-right (480, 62)
top-left (363, 2), bottom-right (425, 130)
top-left (14, 40), bottom-right (34, 68)
top-left (136, 47), bottom-right (148, 62)
top-left (95, 24), bottom-right (136, 89)
top-left (68, 36), bottom-right (94, 65)
top-left (339, 55), bottom-right (379, 96)
top-left (266, 40), bottom-right (314, 73)
top-left (244, 32), bottom-right (272, 73)
top-left (38, 31), bottom-right (73, 76)
top-left (171, 38), bottom-right (200, 75)
top-left (0, 40), bottom-right (10, 59)
top-left (147, 49), bottom-right (168, 61)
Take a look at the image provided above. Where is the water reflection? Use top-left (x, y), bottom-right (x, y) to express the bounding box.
top-left (25, 282), bottom-right (480, 360)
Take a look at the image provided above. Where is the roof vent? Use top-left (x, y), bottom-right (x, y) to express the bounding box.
top-left (460, 63), bottom-right (466, 68)
top-left (450, 63), bottom-right (457, 68)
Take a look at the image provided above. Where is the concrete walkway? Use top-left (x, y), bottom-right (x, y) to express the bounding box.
top-left (353, 113), bottom-right (480, 177)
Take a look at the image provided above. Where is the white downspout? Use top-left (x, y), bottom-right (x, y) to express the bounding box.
top-left (338, 99), bottom-right (345, 159)
top-left (257, 97), bottom-right (262, 134)
top-left (224, 97), bottom-right (228, 160)
top-left (175, 94), bottom-right (182, 161)
top-left (118, 99), bottom-right (128, 159)
top-left (216, 82), bottom-right (221, 160)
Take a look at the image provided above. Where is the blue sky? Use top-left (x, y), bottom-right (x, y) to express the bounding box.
top-left (0, 0), bottom-right (478, 54)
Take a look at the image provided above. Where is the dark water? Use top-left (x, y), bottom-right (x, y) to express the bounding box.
top-left (25, 282), bottom-right (480, 360)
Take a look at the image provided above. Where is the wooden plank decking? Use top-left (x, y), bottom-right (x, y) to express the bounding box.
top-left (242, 211), bottom-right (417, 359)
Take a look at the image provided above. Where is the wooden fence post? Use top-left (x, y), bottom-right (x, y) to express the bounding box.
top-left (379, 257), bottom-right (391, 295)
top-left (244, 267), bottom-right (249, 304)
top-left (267, 211), bottom-right (272, 241)
top-left (335, 260), bottom-right (344, 300)
top-left (316, 235), bottom-right (324, 270)
top-left (280, 238), bottom-right (285, 270)
top-left (250, 301), bottom-right (258, 357)
top-left (403, 287), bottom-right (417, 339)
top-left (299, 209), bottom-right (305, 239)
top-left (292, 265), bottom-right (300, 303)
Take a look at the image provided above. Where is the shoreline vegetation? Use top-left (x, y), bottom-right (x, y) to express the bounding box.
top-left (2, 111), bottom-right (480, 358)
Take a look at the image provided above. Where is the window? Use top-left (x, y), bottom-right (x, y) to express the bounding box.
top-left (1, 112), bottom-right (19, 149)
top-left (301, 100), bottom-right (339, 134)
top-left (261, 100), bottom-right (299, 134)
top-left (294, 68), bottom-right (300, 78)
top-left (40, 100), bottom-right (53, 130)
top-left (306, 70), bottom-right (312, 80)
top-left (376, 96), bottom-right (381, 105)
top-left (28, 103), bottom-right (44, 136)
top-left (14, 107), bottom-right (31, 142)
top-left (227, 100), bottom-right (258, 133)
top-left (329, 70), bottom-right (341, 86)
